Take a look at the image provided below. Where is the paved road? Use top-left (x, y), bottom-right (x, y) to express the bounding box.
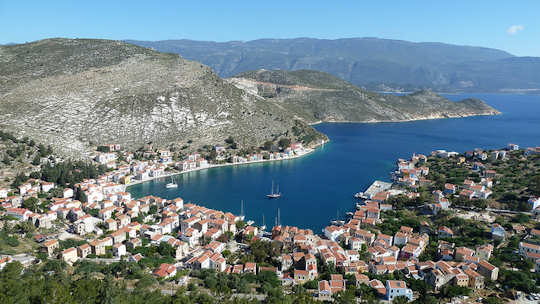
top-left (232, 293), bottom-right (266, 301)
top-left (128, 286), bottom-right (266, 301)
top-left (80, 257), bottom-right (121, 264)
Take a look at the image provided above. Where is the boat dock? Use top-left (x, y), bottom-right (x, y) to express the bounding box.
top-left (358, 180), bottom-right (393, 199)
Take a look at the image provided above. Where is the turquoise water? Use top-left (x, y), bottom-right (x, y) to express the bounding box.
top-left (128, 94), bottom-right (540, 232)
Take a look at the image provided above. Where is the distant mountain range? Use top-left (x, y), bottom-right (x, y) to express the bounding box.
top-left (228, 69), bottom-right (500, 123)
top-left (127, 37), bottom-right (540, 93)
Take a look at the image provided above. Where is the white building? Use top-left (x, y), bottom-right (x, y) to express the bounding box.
top-left (528, 197), bottom-right (540, 210)
top-left (113, 243), bottom-right (127, 257)
top-left (385, 280), bottom-right (413, 302)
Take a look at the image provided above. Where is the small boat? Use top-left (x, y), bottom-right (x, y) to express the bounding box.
top-left (165, 176), bottom-right (178, 188)
top-left (266, 180), bottom-right (281, 199)
top-left (346, 212), bottom-right (353, 216)
top-left (330, 220), bottom-right (345, 226)
top-left (247, 220), bottom-right (254, 226)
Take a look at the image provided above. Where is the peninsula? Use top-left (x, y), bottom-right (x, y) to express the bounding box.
top-left (228, 69), bottom-right (500, 124)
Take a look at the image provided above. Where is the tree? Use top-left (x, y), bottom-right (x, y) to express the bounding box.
top-left (249, 240), bottom-right (279, 263)
top-left (15, 222), bottom-right (35, 234)
top-left (207, 150), bottom-right (217, 161)
top-left (136, 274), bottom-right (158, 289)
top-left (393, 296), bottom-right (410, 304)
top-left (158, 242), bottom-right (175, 258)
top-left (11, 174), bottom-right (28, 189)
top-left (263, 141), bottom-right (273, 151)
top-left (29, 171), bottom-right (40, 179)
top-left (278, 138), bottom-right (291, 149)
top-left (32, 156), bottom-right (41, 166)
top-left (333, 289), bottom-right (356, 304)
top-left (22, 197), bottom-right (40, 212)
top-left (235, 220), bottom-right (246, 230)
top-left (440, 285), bottom-right (471, 298)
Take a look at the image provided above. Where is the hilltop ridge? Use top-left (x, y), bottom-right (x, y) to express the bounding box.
top-left (127, 37), bottom-right (540, 92)
top-left (228, 69), bottom-right (500, 123)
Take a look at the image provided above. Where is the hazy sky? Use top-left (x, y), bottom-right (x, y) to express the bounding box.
top-left (1, 1), bottom-right (538, 56)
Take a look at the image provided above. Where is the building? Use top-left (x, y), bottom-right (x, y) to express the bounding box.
top-left (113, 243), bottom-right (127, 257)
top-left (318, 280), bottom-right (332, 301)
top-left (491, 224), bottom-right (506, 240)
top-left (529, 197), bottom-right (540, 210)
top-left (90, 239), bottom-right (106, 256)
top-left (294, 269), bottom-right (308, 283)
top-left (62, 247), bottom-right (78, 264)
top-left (41, 239), bottom-right (59, 257)
top-left (453, 273), bottom-right (469, 287)
top-left (153, 263), bottom-right (177, 278)
top-left (386, 280), bottom-right (413, 302)
top-left (354, 273), bottom-right (370, 287)
top-left (519, 242), bottom-right (540, 257)
top-left (77, 244), bottom-right (91, 258)
top-left (0, 256), bottom-right (13, 270)
top-left (477, 260), bottom-right (499, 281)
top-left (438, 226), bottom-right (454, 238)
top-left (329, 274), bottom-right (346, 294)
top-left (464, 268), bottom-right (484, 289)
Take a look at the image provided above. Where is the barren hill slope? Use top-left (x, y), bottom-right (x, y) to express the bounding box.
top-left (0, 39), bottom-right (325, 157)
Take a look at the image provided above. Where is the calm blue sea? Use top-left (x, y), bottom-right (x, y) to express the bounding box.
top-left (128, 94), bottom-right (540, 232)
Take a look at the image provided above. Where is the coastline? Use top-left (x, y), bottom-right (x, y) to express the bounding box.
top-left (308, 111), bottom-right (500, 126)
top-left (126, 140), bottom-right (328, 190)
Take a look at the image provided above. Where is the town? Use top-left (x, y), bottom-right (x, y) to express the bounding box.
top-left (1, 132), bottom-right (540, 303)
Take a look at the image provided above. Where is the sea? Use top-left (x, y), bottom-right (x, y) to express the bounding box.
top-left (128, 93), bottom-right (540, 232)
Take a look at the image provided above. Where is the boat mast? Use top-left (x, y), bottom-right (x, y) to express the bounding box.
top-left (241, 200), bottom-right (244, 217)
top-left (277, 208), bottom-right (281, 226)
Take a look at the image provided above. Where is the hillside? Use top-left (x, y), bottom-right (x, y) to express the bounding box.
top-left (228, 69), bottom-right (500, 123)
top-left (0, 39), bottom-right (326, 157)
top-left (126, 37), bottom-right (540, 92)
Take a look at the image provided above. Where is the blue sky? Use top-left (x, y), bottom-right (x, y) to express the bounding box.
top-left (1, 1), bottom-right (538, 56)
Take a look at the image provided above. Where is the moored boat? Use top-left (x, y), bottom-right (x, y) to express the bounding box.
top-left (166, 176), bottom-right (178, 188)
top-left (266, 180), bottom-right (281, 198)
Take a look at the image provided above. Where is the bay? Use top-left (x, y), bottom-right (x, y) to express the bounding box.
top-left (128, 93), bottom-right (540, 232)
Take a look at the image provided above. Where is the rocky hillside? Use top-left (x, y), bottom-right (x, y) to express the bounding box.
top-left (0, 39), bottom-right (325, 157)
top-left (228, 69), bottom-right (500, 123)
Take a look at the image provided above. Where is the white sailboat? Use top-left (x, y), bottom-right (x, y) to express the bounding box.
top-left (260, 214), bottom-right (266, 231)
top-left (165, 176), bottom-right (178, 188)
top-left (266, 180), bottom-right (281, 198)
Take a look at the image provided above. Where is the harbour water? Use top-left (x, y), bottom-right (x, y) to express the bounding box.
top-left (128, 93), bottom-right (540, 232)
